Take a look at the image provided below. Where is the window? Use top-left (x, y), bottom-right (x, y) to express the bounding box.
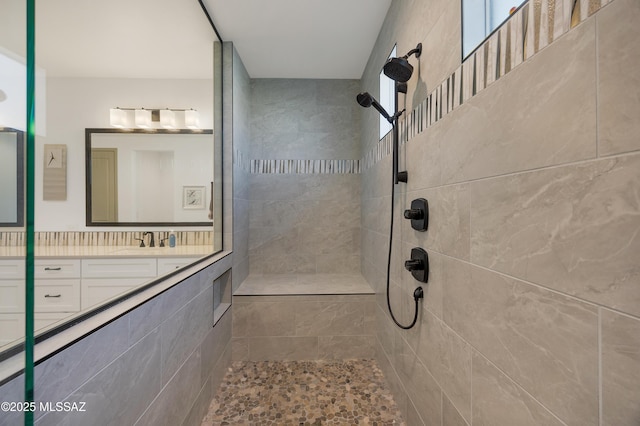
top-left (379, 45), bottom-right (397, 139)
top-left (462, 0), bottom-right (526, 58)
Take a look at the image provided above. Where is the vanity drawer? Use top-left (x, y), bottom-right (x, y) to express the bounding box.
top-left (81, 277), bottom-right (150, 310)
top-left (0, 280), bottom-right (24, 313)
top-left (34, 280), bottom-right (81, 313)
top-left (157, 257), bottom-right (199, 275)
top-left (81, 258), bottom-right (156, 278)
top-left (0, 259), bottom-right (25, 280)
top-left (35, 259), bottom-right (81, 279)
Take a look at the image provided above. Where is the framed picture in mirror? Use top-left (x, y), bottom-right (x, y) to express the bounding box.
top-left (183, 185), bottom-right (206, 209)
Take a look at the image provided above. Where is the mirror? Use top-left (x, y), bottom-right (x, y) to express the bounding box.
top-left (86, 129), bottom-right (214, 226)
top-left (0, 128), bottom-right (24, 227)
top-left (0, 0), bottom-right (223, 360)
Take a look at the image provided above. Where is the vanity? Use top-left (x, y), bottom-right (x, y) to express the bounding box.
top-left (0, 245), bottom-right (211, 346)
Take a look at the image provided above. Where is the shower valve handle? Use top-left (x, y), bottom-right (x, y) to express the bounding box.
top-left (404, 259), bottom-right (424, 271)
top-left (404, 208), bottom-right (424, 220)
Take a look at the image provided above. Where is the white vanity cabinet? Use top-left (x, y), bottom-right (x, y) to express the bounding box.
top-left (81, 258), bottom-right (157, 310)
top-left (0, 259), bottom-right (25, 346)
top-left (34, 259), bottom-right (81, 314)
top-left (0, 254), bottom-right (202, 347)
top-left (1, 259), bottom-right (82, 344)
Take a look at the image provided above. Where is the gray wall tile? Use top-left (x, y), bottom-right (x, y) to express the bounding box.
top-left (443, 259), bottom-right (599, 425)
top-left (470, 154), bottom-right (640, 317)
top-left (34, 315), bottom-right (130, 411)
top-left (37, 330), bottom-right (162, 426)
top-left (318, 336), bottom-right (375, 360)
top-left (601, 309), bottom-right (640, 426)
top-left (443, 394), bottom-right (469, 426)
top-left (248, 336), bottom-right (318, 361)
top-left (406, 309), bottom-right (471, 422)
top-left (0, 375), bottom-right (24, 426)
top-left (160, 285), bottom-right (214, 384)
top-left (232, 301), bottom-right (296, 337)
top-left (294, 301), bottom-right (365, 336)
top-left (472, 352), bottom-right (564, 426)
top-left (597, 0), bottom-right (640, 156)
top-left (392, 333), bottom-right (441, 426)
top-left (201, 309), bottom-right (231, 385)
top-left (439, 19), bottom-right (597, 184)
top-left (135, 348), bottom-right (201, 426)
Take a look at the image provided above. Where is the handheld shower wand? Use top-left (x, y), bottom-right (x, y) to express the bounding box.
top-left (356, 92), bottom-right (396, 123)
top-left (356, 92), bottom-right (405, 184)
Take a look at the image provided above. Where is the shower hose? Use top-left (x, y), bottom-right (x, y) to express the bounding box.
top-left (386, 169), bottom-right (421, 330)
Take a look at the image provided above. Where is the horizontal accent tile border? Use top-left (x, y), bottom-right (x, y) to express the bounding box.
top-left (234, 149), bottom-right (361, 175)
top-left (362, 0), bottom-right (617, 171)
top-left (0, 231), bottom-right (214, 247)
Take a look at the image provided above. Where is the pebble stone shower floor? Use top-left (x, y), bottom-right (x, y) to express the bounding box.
top-left (202, 359), bottom-right (405, 425)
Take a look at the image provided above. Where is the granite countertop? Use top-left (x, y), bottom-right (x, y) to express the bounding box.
top-left (0, 245), bottom-right (213, 259)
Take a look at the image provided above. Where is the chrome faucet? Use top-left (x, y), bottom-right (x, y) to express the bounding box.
top-left (143, 232), bottom-right (155, 248)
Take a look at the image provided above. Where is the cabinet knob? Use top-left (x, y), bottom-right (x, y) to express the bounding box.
top-left (44, 267), bottom-right (62, 271)
top-left (44, 294), bottom-right (62, 298)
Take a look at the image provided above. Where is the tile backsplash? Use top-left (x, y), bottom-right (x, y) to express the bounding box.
top-left (0, 231), bottom-right (214, 247)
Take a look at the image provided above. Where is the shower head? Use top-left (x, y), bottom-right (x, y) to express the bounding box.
top-left (383, 43), bottom-right (422, 83)
top-left (383, 57), bottom-right (414, 83)
top-left (356, 92), bottom-right (394, 123)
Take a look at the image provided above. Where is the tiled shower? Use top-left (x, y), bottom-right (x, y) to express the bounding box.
top-left (0, 0), bottom-right (637, 424)
top-left (225, 0), bottom-right (640, 422)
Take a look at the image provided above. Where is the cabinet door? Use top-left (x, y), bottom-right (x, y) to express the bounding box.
top-left (34, 280), bottom-right (81, 313)
top-left (81, 277), bottom-right (150, 310)
top-left (0, 280), bottom-right (24, 313)
top-left (0, 313), bottom-right (24, 347)
top-left (34, 259), bottom-right (81, 279)
top-left (0, 259), bottom-right (24, 279)
top-left (81, 258), bottom-right (156, 278)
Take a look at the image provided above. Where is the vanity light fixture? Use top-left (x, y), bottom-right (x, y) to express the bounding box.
top-left (134, 108), bottom-right (152, 128)
top-left (108, 107), bottom-right (200, 129)
top-left (159, 108), bottom-right (176, 129)
top-left (184, 109), bottom-right (200, 129)
top-left (109, 107), bottom-right (128, 128)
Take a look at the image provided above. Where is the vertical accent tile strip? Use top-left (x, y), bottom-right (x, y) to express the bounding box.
top-left (580, 0), bottom-right (590, 20)
top-left (504, 23), bottom-right (513, 74)
top-left (571, 0), bottom-right (581, 27)
top-left (472, 53), bottom-right (478, 96)
top-left (512, 11), bottom-right (523, 69)
top-left (459, 64), bottom-right (465, 105)
top-left (539, 0), bottom-right (550, 51)
top-left (475, 49), bottom-right (487, 92)
top-left (495, 31), bottom-right (502, 81)
top-left (534, 0), bottom-right (542, 53)
top-left (547, 0), bottom-right (558, 43)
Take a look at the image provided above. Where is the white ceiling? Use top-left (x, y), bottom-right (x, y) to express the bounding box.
top-left (32, 0), bottom-right (216, 79)
top-left (2, 0), bottom-right (390, 80)
top-left (202, 0), bottom-right (392, 79)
